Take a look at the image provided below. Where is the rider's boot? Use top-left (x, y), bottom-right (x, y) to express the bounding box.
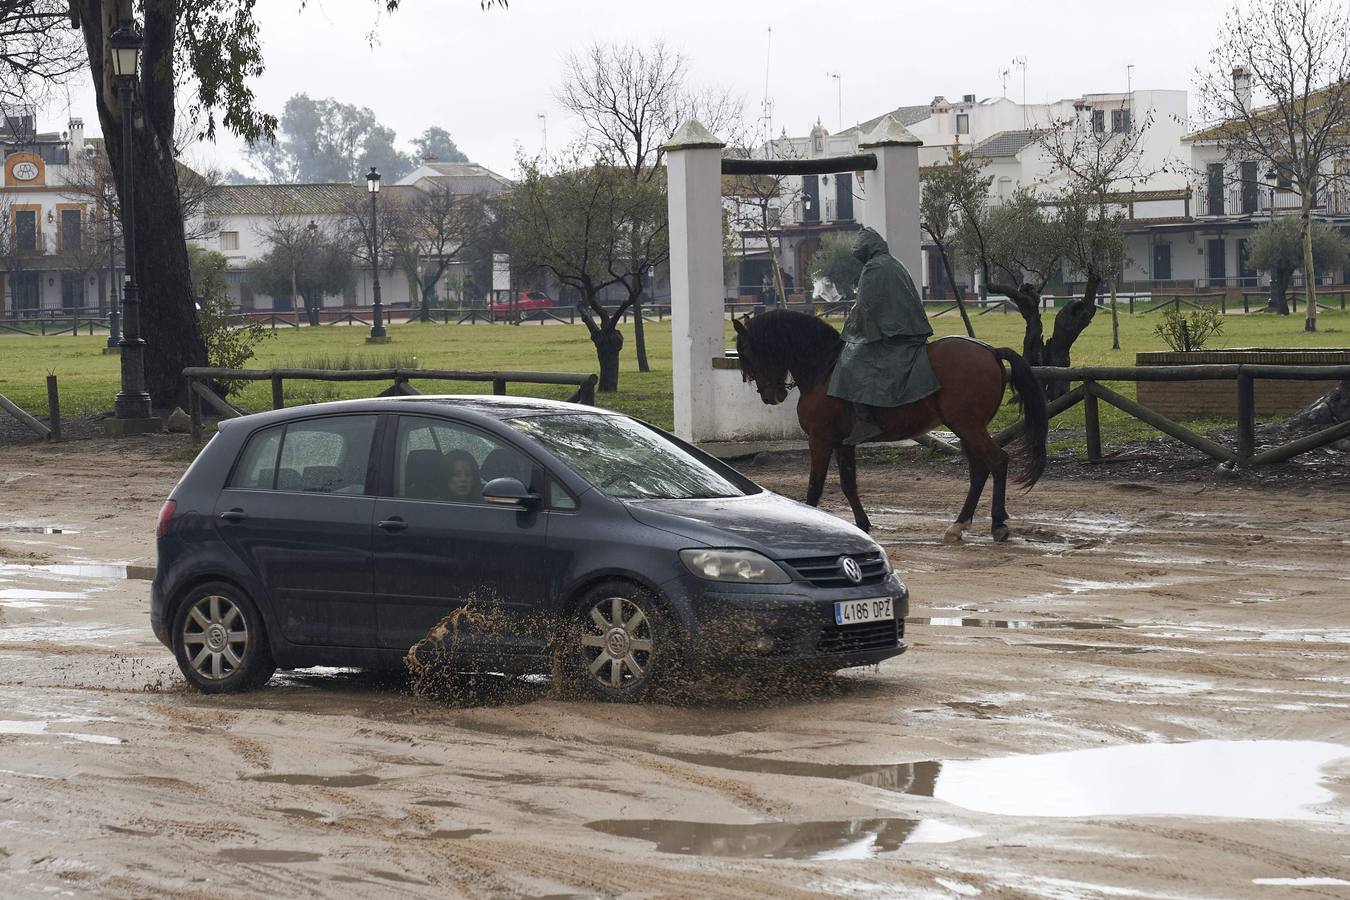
top-left (844, 404), bottom-right (883, 446)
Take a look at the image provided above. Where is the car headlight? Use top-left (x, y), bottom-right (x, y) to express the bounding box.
top-left (878, 545), bottom-right (893, 574)
top-left (679, 548), bottom-right (792, 584)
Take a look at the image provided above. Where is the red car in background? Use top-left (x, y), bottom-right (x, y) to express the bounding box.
top-left (493, 290), bottom-right (555, 321)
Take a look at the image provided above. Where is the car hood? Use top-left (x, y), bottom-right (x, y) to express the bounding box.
top-left (623, 491), bottom-right (876, 558)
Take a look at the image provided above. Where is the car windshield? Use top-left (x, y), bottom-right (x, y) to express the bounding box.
top-left (509, 414), bottom-right (750, 500)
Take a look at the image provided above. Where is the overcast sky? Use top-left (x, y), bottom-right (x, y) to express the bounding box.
top-left (41, 0), bottom-right (1237, 179)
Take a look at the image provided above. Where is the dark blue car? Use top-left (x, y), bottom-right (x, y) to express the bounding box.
top-left (151, 397), bottom-right (909, 700)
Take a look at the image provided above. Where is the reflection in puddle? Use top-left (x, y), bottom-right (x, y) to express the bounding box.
top-left (217, 848), bottom-right (322, 864)
top-left (0, 526), bottom-right (78, 534)
top-left (243, 773), bottom-right (383, 787)
top-left (585, 818), bottom-right (977, 859)
top-left (909, 617), bottom-right (1123, 631)
top-left (426, 828), bottom-right (490, 840)
top-left (1026, 642), bottom-right (1153, 654)
top-left (0, 719), bottom-right (121, 744)
top-left (0, 562), bottom-right (154, 581)
top-left (675, 740), bottom-right (1348, 820)
top-left (670, 752), bottom-right (940, 794)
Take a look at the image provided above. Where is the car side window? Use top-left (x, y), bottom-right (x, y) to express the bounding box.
top-left (272, 416), bottom-right (377, 494)
top-left (228, 426), bottom-right (283, 490)
top-left (393, 416), bottom-right (535, 504)
top-left (548, 479), bottom-right (578, 511)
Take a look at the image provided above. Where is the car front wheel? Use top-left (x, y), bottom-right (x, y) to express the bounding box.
top-left (171, 582), bottom-right (275, 693)
top-left (570, 582), bottom-right (681, 702)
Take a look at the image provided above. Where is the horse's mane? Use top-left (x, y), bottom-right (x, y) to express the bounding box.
top-left (740, 309), bottom-right (843, 392)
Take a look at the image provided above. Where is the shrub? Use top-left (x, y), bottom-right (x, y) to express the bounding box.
top-left (1153, 306), bottom-right (1224, 352)
top-left (188, 245), bottom-right (272, 396)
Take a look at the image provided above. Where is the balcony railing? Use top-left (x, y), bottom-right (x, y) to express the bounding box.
top-left (1197, 186), bottom-right (1341, 217)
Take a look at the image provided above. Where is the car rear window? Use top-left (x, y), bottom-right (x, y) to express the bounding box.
top-left (228, 416), bottom-right (376, 494)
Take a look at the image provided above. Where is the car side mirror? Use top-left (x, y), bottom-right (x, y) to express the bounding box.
top-left (481, 477), bottom-right (541, 508)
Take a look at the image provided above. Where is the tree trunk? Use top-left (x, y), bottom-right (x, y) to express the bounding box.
top-left (1109, 279), bottom-right (1121, 350)
top-left (935, 240), bottom-right (975, 338)
top-left (1271, 271), bottom-right (1291, 315)
top-left (578, 301), bottom-right (626, 392)
top-left (631, 295), bottom-right (650, 373)
top-left (1042, 273), bottom-right (1101, 400)
top-left (78, 0), bottom-right (207, 410)
top-left (592, 323), bottom-right (624, 392)
top-left (992, 281), bottom-right (1044, 366)
top-left (1300, 201), bottom-right (1318, 332)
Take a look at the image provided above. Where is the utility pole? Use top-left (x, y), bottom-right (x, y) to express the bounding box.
top-left (827, 72), bottom-right (842, 132)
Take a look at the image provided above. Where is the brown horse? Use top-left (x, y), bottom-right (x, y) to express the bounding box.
top-left (733, 310), bottom-right (1048, 542)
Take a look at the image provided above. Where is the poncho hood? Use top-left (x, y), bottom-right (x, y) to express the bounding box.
top-left (852, 227), bottom-right (889, 264)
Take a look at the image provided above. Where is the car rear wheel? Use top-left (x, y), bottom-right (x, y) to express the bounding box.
top-left (171, 582), bottom-right (275, 693)
top-left (569, 581), bottom-right (680, 702)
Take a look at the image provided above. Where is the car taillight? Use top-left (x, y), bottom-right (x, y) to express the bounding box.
top-left (156, 500), bottom-right (177, 538)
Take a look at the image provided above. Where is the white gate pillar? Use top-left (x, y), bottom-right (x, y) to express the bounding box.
top-left (664, 121), bottom-right (726, 442)
top-left (859, 115), bottom-right (924, 283)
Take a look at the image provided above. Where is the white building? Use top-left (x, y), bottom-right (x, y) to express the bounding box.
top-left (0, 112), bottom-right (109, 316)
top-left (748, 88), bottom-right (1192, 299)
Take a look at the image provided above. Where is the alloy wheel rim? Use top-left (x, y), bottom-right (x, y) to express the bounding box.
top-left (580, 596), bottom-right (654, 690)
top-left (181, 594), bottom-right (249, 681)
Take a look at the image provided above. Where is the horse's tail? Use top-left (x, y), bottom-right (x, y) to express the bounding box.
top-left (994, 347), bottom-right (1048, 490)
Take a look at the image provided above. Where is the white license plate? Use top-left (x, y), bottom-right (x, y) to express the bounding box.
top-left (834, 598), bottom-right (895, 626)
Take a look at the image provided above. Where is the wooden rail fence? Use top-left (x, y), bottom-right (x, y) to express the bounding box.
top-left (993, 364), bottom-right (1350, 468)
top-left (0, 376), bottom-right (62, 441)
top-left (182, 366), bottom-right (598, 443)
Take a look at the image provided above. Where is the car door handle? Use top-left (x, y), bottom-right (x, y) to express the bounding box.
top-left (377, 517), bottom-right (408, 532)
top-left (218, 509), bottom-right (247, 523)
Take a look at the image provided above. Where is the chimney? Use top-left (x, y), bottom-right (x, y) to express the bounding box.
top-left (67, 117), bottom-right (84, 155)
top-left (962, 93), bottom-right (976, 105)
top-left (1232, 67), bottom-right (1251, 114)
top-left (1074, 101), bottom-right (1091, 130)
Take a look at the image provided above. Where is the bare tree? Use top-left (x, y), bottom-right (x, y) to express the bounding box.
top-left (383, 183), bottom-right (491, 322)
top-left (0, 1), bottom-right (83, 106)
top-left (559, 39), bottom-right (741, 371)
top-left (723, 131), bottom-right (804, 309)
top-left (255, 207), bottom-right (321, 317)
top-left (504, 146), bottom-right (635, 392)
top-left (1196, 0), bottom-right (1350, 332)
top-left (920, 149), bottom-right (986, 337)
top-left (1039, 101), bottom-right (1163, 350)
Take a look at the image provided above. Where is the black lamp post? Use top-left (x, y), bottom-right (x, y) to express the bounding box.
top-left (305, 219), bottom-right (319, 325)
top-left (366, 166), bottom-right (388, 341)
top-left (108, 20), bottom-right (153, 425)
top-left (105, 200), bottom-right (120, 350)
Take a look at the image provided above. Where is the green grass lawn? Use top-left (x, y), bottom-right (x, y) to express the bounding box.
top-left (2, 307), bottom-right (1345, 440)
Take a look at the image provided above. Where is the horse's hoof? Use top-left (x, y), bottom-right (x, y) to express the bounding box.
top-left (943, 523), bottom-right (967, 544)
top-left (992, 524), bottom-right (1011, 543)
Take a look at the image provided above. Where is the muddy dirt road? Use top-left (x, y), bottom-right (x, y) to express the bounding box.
top-left (1, 435), bottom-right (1348, 898)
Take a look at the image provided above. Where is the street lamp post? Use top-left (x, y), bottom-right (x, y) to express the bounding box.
top-left (303, 219), bottom-right (318, 325)
top-left (366, 167), bottom-right (389, 342)
top-left (104, 200), bottom-right (120, 351)
top-left (106, 20), bottom-right (156, 432)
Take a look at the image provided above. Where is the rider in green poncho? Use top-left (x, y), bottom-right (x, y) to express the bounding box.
top-left (828, 227), bottom-right (941, 445)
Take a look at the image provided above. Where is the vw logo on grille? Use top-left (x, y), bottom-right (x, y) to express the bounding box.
top-left (839, 556), bottom-right (863, 584)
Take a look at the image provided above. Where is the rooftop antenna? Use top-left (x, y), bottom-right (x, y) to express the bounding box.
top-left (826, 71), bottom-right (842, 131)
top-left (537, 112), bottom-right (547, 157)
top-left (1011, 56), bottom-right (1028, 128)
top-left (1127, 63), bottom-right (1134, 97)
top-left (761, 26), bottom-right (774, 155)
top-left (998, 65), bottom-right (1011, 98)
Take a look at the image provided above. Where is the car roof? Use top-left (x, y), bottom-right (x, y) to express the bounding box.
top-left (218, 395), bottom-right (615, 431)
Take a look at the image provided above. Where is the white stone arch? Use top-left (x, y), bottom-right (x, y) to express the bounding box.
top-left (663, 117), bottom-right (923, 443)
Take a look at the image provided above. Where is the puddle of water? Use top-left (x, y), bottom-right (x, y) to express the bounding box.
top-left (0, 588), bottom-right (88, 601)
top-left (217, 848), bottom-right (322, 864)
top-left (670, 752), bottom-right (940, 794)
top-left (272, 807), bottom-right (326, 820)
top-left (1252, 877), bottom-right (1350, 887)
top-left (0, 526), bottom-right (78, 535)
top-left (0, 562), bottom-right (155, 581)
top-left (0, 720), bottom-right (121, 745)
top-left (909, 617), bottom-right (1123, 631)
top-left (675, 740), bottom-right (1348, 821)
top-left (244, 773), bottom-right (383, 787)
top-left (426, 828), bottom-right (490, 840)
top-left (413, 798), bottom-right (462, 808)
top-left (584, 817), bottom-right (976, 859)
top-left (1025, 642), bottom-right (1153, 654)
top-left (0, 624), bottom-right (139, 645)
